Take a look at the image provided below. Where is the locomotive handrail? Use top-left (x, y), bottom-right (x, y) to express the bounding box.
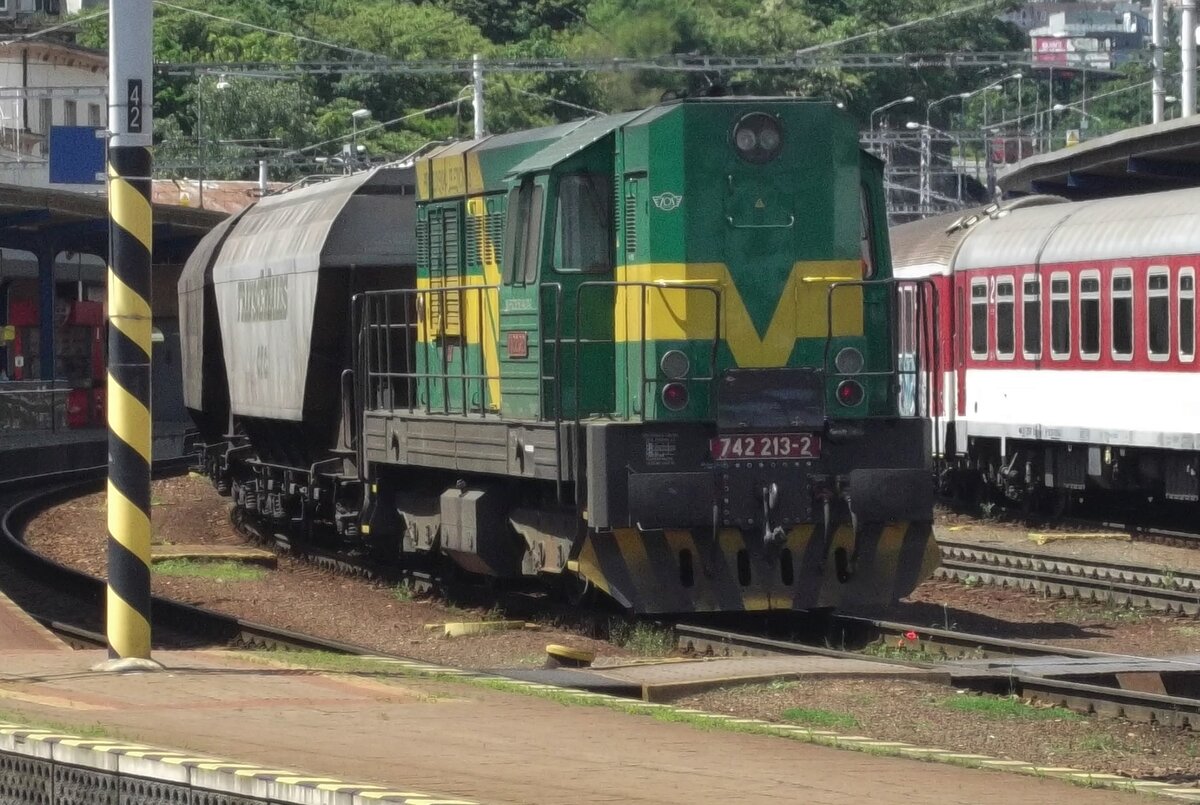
top-left (725, 214), bottom-right (795, 230)
top-left (358, 284), bottom-right (502, 419)
top-left (574, 279), bottom-right (721, 423)
top-left (821, 277), bottom-right (942, 442)
top-left (538, 282), bottom-right (566, 501)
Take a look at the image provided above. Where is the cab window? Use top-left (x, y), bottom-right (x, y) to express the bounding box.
top-left (502, 180), bottom-right (544, 285)
top-left (552, 173), bottom-right (612, 273)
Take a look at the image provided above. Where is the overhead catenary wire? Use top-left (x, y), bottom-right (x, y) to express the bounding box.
top-left (793, 0), bottom-right (1001, 55)
top-left (152, 1), bottom-right (387, 61)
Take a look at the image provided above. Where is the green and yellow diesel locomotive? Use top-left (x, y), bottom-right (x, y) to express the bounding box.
top-left (183, 96), bottom-right (940, 614)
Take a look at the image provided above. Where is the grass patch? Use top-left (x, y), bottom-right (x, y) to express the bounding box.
top-left (1052, 601), bottom-right (1147, 624)
top-left (153, 559), bottom-right (266, 582)
top-left (940, 693), bottom-right (1081, 721)
top-left (608, 620), bottom-right (674, 656)
top-left (1172, 625), bottom-right (1200, 638)
top-left (859, 641), bottom-right (943, 663)
top-left (391, 584), bottom-right (416, 602)
top-left (1079, 734), bottom-right (1119, 752)
top-left (0, 709), bottom-right (121, 741)
top-left (782, 707), bottom-right (859, 729)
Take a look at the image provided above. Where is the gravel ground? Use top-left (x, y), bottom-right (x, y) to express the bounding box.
top-left (20, 474), bottom-right (1200, 780)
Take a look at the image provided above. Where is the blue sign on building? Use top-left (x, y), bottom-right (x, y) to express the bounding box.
top-left (48, 126), bottom-right (105, 185)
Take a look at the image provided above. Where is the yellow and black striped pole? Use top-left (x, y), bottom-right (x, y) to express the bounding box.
top-left (103, 0), bottom-right (156, 666)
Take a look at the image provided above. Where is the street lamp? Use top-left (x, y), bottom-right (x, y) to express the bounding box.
top-left (908, 121), bottom-right (967, 209)
top-left (926, 92), bottom-right (971, 127)
top-left (870, 95), bottom-right (915, 133)
top-left (350, 108), bottom-right (370, 174)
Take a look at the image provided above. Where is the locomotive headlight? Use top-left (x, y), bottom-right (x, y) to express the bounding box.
top-left (834, 347), bottom-right (864, 375)
top-left (734, 126), bottom-right (758, 152)
top-left (660, 349), bottom-right (690, 380)
top-left (731, 113), bottom-right (784, 164)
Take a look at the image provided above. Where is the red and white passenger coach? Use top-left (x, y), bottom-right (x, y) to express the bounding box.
top-left (890, 188), bottom-right (1200, 505)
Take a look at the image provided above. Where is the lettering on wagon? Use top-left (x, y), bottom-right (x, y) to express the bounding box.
top-left (238, 273), bottom-right (289, 322)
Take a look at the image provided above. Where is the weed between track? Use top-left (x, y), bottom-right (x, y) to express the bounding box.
top-left (607, 621), bottom-right (675, 656)
top-left (938, 693), bottom-right (1082, 721)
top-left (153, 559), bottom-right (267, 582)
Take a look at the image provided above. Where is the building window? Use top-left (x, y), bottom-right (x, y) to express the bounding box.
top-left (39, 98), bottom-right (51, 134)
top-left (63, 99), bottom-right (76, 127)
top-left (1181, 268), bottom-right (1195, 362)
top-left (1111, 270), bottom-right (1133, 359)
top-left (87, 103), bottom-right (101, 128)
top-left (970, 278), bottom-right (988, 358)
top-left (1050, 273), bottom-right (1071, 359)
top-left (996, 277), bottom-right (1014, 359)
top-left (1022, 275), bottom-right (1041, 359)
top-left (1148, 268), bottom-right (1170, 359)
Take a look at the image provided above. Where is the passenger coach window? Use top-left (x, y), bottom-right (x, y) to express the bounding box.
top-left (1022, 276), bottom-right (1041, 358)
top-left (1181, 269), bottom-right (1195, 361)
top-left (1111, 271), bottom-right (1133, 359)
top-left (1050, 274), bottom-right (1071, 359)
top-left (1079, 273), bottom-right (1101, 360)
top-left (996, 278), bottom-right (1015, 359)
top-left (970, 280), bottom-right (988, 358)
top-left (1149, 269), bottom-right (1170, 359)
top-left (553, 173), bottom-right (612, 273)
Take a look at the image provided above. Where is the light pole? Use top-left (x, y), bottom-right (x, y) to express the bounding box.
top-left (926, 91), bottom-right (970, 128)
top-left (197, 74), bottom-right (229, 210)
top-left (870, 94), bottom-right (915, 133)
top-left (908, 121), bottom-right (966, 208)
top-left (349, 108), bottom-right (370, 174)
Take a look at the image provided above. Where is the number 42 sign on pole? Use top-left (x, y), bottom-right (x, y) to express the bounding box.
top-left (127, 79), bottom-right (143, 133)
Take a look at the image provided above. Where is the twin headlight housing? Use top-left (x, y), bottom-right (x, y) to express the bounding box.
top-left (731, 113), bottom-right (784, 164)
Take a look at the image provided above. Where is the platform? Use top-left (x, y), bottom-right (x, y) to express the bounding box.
top-left (0, 647), bottom-right (1171, 805)
top-left (0, 590), bottom-right (64, 652)
top-left (0, 427), bottom-right (105, 481)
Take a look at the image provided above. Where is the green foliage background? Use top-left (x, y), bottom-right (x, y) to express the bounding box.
top-left (69, 0), bottom-right (1168, 180)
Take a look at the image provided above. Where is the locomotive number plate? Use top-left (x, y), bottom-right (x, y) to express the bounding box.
top-left (710, 433), bottom-right (820, 461)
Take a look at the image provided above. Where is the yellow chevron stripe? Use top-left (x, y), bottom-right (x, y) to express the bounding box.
top-left (107, 164), bottom-right (152, 251)
top-left (107, 269), bottom-right (153, 355)
top-left (105, 585), bottom-right (150, 659)
top-left (107, 480), bottom-right (151, 554)
top-left (616, 261), bottom-right (864, 367)
top-left (106, 378), bottom-right (152, 463)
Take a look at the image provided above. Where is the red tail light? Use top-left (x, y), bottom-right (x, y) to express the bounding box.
top-left (836, 380), bottom-right (864, 407)
top-left (661, 382), bottom-right (689, 411)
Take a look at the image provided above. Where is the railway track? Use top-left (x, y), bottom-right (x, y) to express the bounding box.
top-left (12, 465), bottom-right (1200, 732)
top-left (937, 540), bottom-right (1200, 615)
top-left (0, 466), bottom-right (401, 658)
top-left (676, 622), bottom-right (1200, 729)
